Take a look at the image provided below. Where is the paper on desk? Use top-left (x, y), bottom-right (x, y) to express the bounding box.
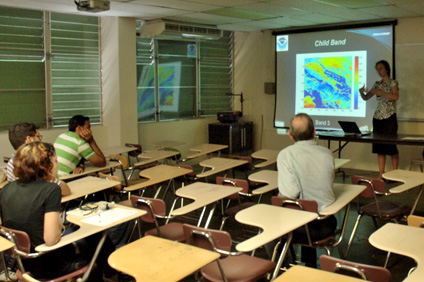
top-left (81, 208), bottom-right (137, 226)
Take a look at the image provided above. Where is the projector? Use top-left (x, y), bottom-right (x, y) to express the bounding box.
top-left (217, 111), bottom-right (243, 123)
top-left (76, 0), bottom-right (110, 12)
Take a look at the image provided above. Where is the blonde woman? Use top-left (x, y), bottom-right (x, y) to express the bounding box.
top-left (0, 142), bottom-right (115, 281)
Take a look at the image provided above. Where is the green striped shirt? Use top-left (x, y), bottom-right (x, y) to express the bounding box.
top-left (54, 131), bottom-right (95, 177)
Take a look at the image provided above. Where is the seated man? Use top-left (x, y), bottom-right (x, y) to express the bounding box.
top-left (54, 115), bottom-right (106, 177)
top-left (7, 123), bottom-right (70, 196)
top-left (277, 113), bottom-right (336, 268)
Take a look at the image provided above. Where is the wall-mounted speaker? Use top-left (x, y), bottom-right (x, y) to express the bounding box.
top-left (264, 82), bottom-right (275, 95)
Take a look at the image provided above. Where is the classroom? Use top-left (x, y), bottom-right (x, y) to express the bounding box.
top-left (1, 0), bottom-right (424, 281)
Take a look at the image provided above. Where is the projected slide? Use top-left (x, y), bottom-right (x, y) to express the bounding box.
top-left (296, 51), bottom-right (367, 118)
top-left (274, 23), bottom-right (394, 130)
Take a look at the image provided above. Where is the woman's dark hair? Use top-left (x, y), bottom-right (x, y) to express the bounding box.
top-left (14, 142), bottom-right (56, 182)
top-left (376, 60), bottom-right (391, 77)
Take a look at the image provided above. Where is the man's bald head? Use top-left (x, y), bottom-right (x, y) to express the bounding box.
top-left (289, 113), bottom-right (315, 141)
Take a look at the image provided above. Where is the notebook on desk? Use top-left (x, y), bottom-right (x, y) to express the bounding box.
top-left (338, 121), bottom-right (371, 137)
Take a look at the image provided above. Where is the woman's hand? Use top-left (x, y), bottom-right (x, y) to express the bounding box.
top-left (359, 84), bottom-right (367, 94)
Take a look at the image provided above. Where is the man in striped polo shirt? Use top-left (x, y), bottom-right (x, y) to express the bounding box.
top-left (54, 115), bottom-right (106, 177)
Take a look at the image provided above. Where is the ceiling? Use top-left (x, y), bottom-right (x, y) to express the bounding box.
top-left (1, 0), bottom-right (424, 31)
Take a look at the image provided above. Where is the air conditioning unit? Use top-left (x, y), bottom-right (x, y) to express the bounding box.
top-left (139, 20), bottom-right (223, 40)
top-left (76, 0), bottom-right (110, 12)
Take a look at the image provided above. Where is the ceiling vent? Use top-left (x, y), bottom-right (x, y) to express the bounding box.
top-left (75, 0), bottom-right (110, 12)
top-left (139, 20), bottom-right (223, 40)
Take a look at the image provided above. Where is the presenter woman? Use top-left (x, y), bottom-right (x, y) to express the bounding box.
top-left (359, 60), bottom-right (399, 179)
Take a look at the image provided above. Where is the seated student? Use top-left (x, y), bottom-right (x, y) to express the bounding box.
top-left (54, 115), bottom-right (106, 177)
top-left (276, 113), bottom-right (337, 268)
top-left (0, 142), bottom-right (115, 281)
top-left (6, 123), bottom-right (70, 196)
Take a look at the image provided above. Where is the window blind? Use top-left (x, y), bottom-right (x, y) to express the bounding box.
top-left (50, 12), bottom-right (101, 127)
top-left (0, 7), bottom-right (45, 130)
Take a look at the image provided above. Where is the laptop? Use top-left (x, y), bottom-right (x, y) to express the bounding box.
top-left (338, 121), bottom-right (371, 137)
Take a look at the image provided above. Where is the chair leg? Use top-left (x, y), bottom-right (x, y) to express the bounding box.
top-left (384, 252), bottom-right (391, 268)
top-left (372, 217), bottom-right (379, 228)
top-left (345, 214), bottom-right (363, 258)
top-left (219, 217), bottom-right (229, 231)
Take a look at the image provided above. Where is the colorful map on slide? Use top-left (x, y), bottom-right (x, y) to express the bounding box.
top-left (303, 57), bottom-right (352, 109)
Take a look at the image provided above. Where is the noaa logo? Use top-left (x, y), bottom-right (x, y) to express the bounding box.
top-left (277, 35), bottom-right (288, 51)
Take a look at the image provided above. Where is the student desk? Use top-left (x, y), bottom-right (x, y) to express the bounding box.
top-left (170, 182), bottom-right (242, 228)
top-left (185, 143), bottom-right (228, 160)
top-left (0, 236), bottom-right (14, 282)
top-left (61, 176), bottom-right (121, 203)
top-left (274, 265), bottom-right (364, 282)
top-left (335, 158), bottom-right (351, 169)
top-left (248, 170), bottom-right (278, 202)
top-left (383, 169), bottom-right (424, 215)
top-left (235, 183), bottom-right (365, 279)
top-left (197, 157), bottom-right (248, 179)
top-left (133, 149), bottom-right (180, 167)
top-left (59, 161), bottom-right (121, 181)
top-left (0, 236), bottom-right (14, 253)
top-left (102, 145), bottom-right (137, 158)
top-left (235, 204), bottom-right (317, 280)
top-left (369, 223), bottom-right (424, 282)
top-left (108, 235), bottom-right (219, 282)
top-left (123, 164), bottom-right (193, 196)
top-left (36, 202), bottom-right (145, 282)
top-left (251, 149), bottom-right (279, 168)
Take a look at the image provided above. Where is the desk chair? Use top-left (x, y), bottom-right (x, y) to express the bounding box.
top-left (109, 154), bottom-right (148, 187)
top-left (406, 215), bottom-right (424, 276)
top-left (129, 195), bottom-right (185, 242)
top-left (407, 214), bottom-right (424, 227)
top-left (271, 196), bottom-right (343, 265)
top-left (125, 143), bottom-right (142, 167)
top-left (228, 155), bottom-right (253, 179)
top-left (216, 177), bottom-right (255, 231)
top-left (319, 255), bottom-right (391, 282)
top-left (409, 159), bottom-right (424, 172)
top-left (345, 176), bottom-right (411, 267)
top-left (0, 227), bottom-right (90, 282)
top-left (183, 224), bottom-right (276, 282)
top-left (97, 172), bottom-right (127, 203)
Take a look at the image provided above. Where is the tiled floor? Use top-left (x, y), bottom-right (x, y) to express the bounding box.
top-left (114, 166), bottom-right (422, 282)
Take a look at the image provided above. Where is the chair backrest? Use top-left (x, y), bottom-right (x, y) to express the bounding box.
top-left (109, 154), bottom-right (129, 170)
top-left (407, 215), bottom-right (424, 228)
top-left (228, 155), bottom-right (253, 170)
top-left (0, 226), bottom-right (31, 255)
top-left (320, 255), bottom-right (391, 282)
top-left (125, 143), bottom-right (142, 157)
top-left (182, 224), bottom-right (232, 255)
top-left (216, 177), bottom-right (249, 201)
top-left (351, 175), bottom-right (386, 199)
top-left (98, 172), bottom-right (122, 191)
top-left (130, 195), bottom-right (166, 223)
top-left (271, 196), bottom-right (318, 213)
top-left (0, 226), bottom-right (38, 274)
